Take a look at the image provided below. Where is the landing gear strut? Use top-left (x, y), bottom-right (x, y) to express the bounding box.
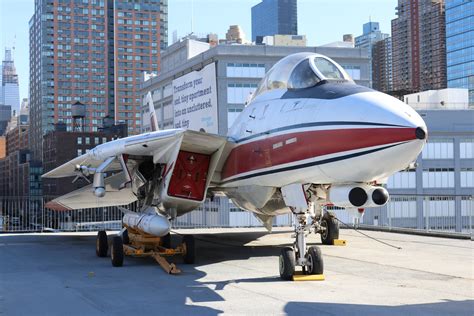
top-left (279, 210), bottom-right (324, 280)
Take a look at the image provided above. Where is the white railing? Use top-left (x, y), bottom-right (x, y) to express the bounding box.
top-left (0, 195), bottom-right (472, 238)
top-left (358, 195), bottom-right (474, 238)
top-left (0, 196), bottom-right (292, 233)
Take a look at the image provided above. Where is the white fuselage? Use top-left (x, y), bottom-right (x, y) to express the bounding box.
top-left (222, 87), bottom-right (426, 189)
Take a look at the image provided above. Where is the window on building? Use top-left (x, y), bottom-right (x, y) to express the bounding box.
top-left (387, 197), bottom-right (417, 218)
top-left (422, 168), bottom-right (455, 188)
top-left (423, 197), bottom-right (455, 217)
top-left (386, 170), bottom-right (416, 189)
top-left (94, 137), bottom-right (99, 144)
top-left (77, 137), bottom-right (82, 145)
top-left (77, 149), bottom-right (83, 156)
top-left (226, 63), bottom-right (265, 78)
top-left (102, 137), bottom-right (107, 143)
top-left (342, 65), bottom-right (361, 80)
top-left (461, 197), bottom-right (474, 217)
top-left (460, 168), bottom-right (474, 187)
top-left (460, 139), bottom-right (474, 159)
top-left (85, 137), bottom-right (90, 145)
top-left (422, 138), bottom-right (454, 159)
top-left (227, 83), bottom-right (258, 104)
top-left (227, 108), bottom-right (243, 128)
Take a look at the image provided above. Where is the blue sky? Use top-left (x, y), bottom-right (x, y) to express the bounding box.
top-left (1, 0), bottom-right (397, 100)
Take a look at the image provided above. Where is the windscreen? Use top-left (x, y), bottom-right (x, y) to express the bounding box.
top-left (288, 59), bottom-right (320, 89)
top-left (314, 57), bottom-right (345, 80)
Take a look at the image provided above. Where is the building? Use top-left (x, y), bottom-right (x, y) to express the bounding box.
top-left (0, 104), bottom-right (11, 135)
top-left (403, 88), bottom-right (469, 109)
top-left (1, 48), bottom-right (20, 115)
top-left (391, 0), bottom-right (447, 94)
top-left (0, 137), bottom-right (5, 159)
top-left (355, 21), bottom-right (390, 88)
top-left (225, 25), bottom-right (248, 44)
top-left (251, 0), bottom-right (298, 42)
top-left (0, 110), bottom-right (42, 197)
top-left (140, 39), bottom-right (370, 134)
top-left (446, 0), bottom-right (474, 105)
top-left (29, 0), bottom-right (168, 161)
top-left (261, 35), bottom-right (307, 47)
top-left (372, 37), bottom-right (393, 93)
top-left (42, 127), bottom-right (126, 197)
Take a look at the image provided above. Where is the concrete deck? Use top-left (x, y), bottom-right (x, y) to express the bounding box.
top-left (0, 228), bottom-right (473, 315)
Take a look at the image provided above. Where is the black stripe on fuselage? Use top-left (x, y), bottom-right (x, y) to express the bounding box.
top-left (236, 121), bottom-right (409, 143)
top-left (281, 82), bottom-right (373, 100)
top-left (220, 142), bottom-right (408, 185)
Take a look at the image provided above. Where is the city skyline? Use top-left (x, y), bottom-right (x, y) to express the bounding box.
top-left (1, 0), bottom-right (398, 101)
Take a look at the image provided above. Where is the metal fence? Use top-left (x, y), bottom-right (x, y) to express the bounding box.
top-left (0, 195), bottom-right (472, 238)
top-left (358, 195), bottom-right (474, 238)
top-left (0, 196), bottom-right (292, 233)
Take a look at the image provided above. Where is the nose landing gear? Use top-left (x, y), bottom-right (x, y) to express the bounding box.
top-left (279, 211), bottom-right (326, 281)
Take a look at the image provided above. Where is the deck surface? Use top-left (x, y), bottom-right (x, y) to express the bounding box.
top-left (0, 228), bottom-right (473, 315)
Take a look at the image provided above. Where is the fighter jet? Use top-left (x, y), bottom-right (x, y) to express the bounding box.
top-left (43, 52), bottom-right (427, 280)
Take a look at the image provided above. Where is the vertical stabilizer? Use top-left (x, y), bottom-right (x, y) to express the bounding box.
top-left (147, 92), bottom-right (159, 131)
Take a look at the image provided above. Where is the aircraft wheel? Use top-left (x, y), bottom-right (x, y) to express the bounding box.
top-left (122, 229), bottom-right (130, 245)
top-left (111, 236), bottom-right (124, 267)
top-left (320, 213), bottom-right (339, 245)
top-left (96, 231), bottom-right (108, 257)
top-left (182, 235), bottom-right (195, 264)
top-left (161, 232), bottom-right (171, 249)
top-left (279, 247), bottom-right (295, 280)
top-left (306, 246), bottom-right (324, 275)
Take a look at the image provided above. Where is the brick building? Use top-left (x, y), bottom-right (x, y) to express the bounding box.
top-left (42, 124), bottom-right (127, 197)
top-left (29, 0), bottom-right (168, 160)
top-left (391, 0), bottom-right (447, 94)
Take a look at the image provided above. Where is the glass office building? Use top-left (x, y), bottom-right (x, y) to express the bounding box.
top-left (446, 0), bottom-right (474, 105)
top-left (251, 0), bottom-right (297, 42)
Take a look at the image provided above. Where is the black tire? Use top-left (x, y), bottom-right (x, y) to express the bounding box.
top-left (279, 247), bottom-right (296, 281)
top-left (96, 231), bottom-right (108, 257)
top-left (182, 235), bottom-right (195, 264)
top-left (111, 236), bottom-right (124, 267)
top-left (320, 213), bottom-right (339, 245)
top-left (306, 246), bottom-right (324, 275)
top-left (122, 229), bottom-right (130, 245)
top-left (161, 232), bottom-right (171, 249)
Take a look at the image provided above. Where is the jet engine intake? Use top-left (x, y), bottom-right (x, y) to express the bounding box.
top-left (328, 184), bottom-right (389, 208)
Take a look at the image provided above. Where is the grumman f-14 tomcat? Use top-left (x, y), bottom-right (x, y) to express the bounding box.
top-left (43, 52), bottom-right (427, 280)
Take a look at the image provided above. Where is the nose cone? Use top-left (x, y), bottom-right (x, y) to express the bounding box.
top-left (321, 90), bottom-right (428, 183)
top-left (415, 126), bottom-right (427, 140)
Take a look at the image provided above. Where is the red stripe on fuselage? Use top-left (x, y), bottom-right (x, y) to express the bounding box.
top-left (222, 127), bottom-right (417, 180)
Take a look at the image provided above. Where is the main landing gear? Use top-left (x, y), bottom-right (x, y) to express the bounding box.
top-left (279, 206), bottom-right (339, 281)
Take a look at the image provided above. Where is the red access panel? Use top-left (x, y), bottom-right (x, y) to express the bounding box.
top-left (168, 151), bottom-right (211, 201)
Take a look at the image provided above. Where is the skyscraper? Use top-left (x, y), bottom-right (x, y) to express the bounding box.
top-left (1, 48), bottom-right (20, 115)
top-left (29, 0), bottom-right (168, 160)
top-left (446, 0), bottom-right (473, 105)
top-left (391, 0), bottom-right (447, 94)
top-left (251, 0), bottom-right (298, 42)
top-left (355, 21), bottom-right (389, 88)
top-left (372, 37), bottom-right (393, 93)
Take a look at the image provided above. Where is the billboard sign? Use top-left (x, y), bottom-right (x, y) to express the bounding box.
top-left (173, 63), bottom-right (218, 134)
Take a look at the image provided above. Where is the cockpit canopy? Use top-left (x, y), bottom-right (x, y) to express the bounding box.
top-left (253, 52), bottom-right (353, 99)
